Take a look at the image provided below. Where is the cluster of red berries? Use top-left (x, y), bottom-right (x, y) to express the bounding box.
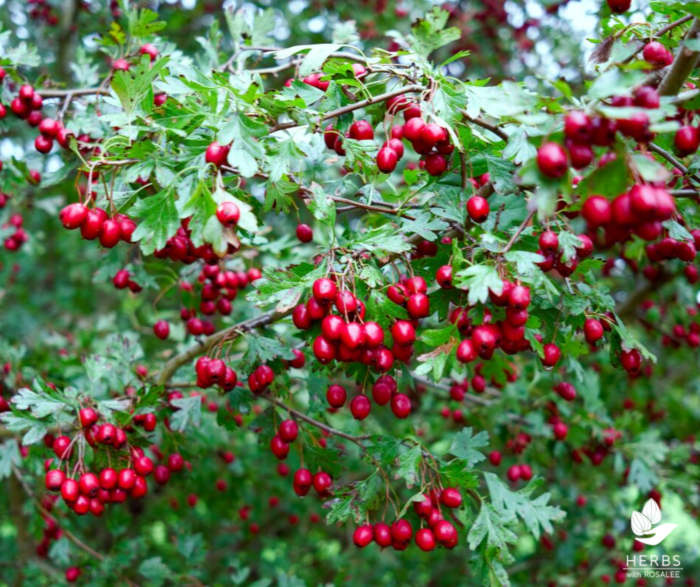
top-left (581, 185), bottom-right (679, 247)
top-left (454, 281), bottom-right (564, 366)
top-left (43, 408), bottom-right (157, 516)
top-left (642, 303), bottom-right (700, 348)
top-left (154, 218), bottom-right (236, 263)
top-left (59, 202), bottom-right (136, 248)
top-left (269, 419), bottom-right (299, 460)
top-left (535, 229), bottom-right (593, 277)
top-left (293, 277), bottom-right (405, 371)
top-left (7, 83), bottom-right (44, 125)
top-left (27, 0), bottom-right (59, 25)
top-left (376, 97), bottom-right (453, 175)
top-left (112, 268), bottom-right (142, 292)
top-left (292, 467), bottom-right (333, 497)
top-left (537, 88), bottom-right (675, 179)
top-left (177, 266), bottom-right (261, 336)
top-left (2, 213), bottom-right (28, 252)
top-left (194, 355), bottom-right (239, 390)
top-left (506, 463), bottom-right (534, 483)
top-left (354, 488), bottom-right (461, 551)
top-left (386, 274), bottom-right (432, 319)
top-left (325, 374), bottom-right (412, 420)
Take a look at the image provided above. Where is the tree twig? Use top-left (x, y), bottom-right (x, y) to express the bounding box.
top-left (462, 111), bottom-right (509, 142)
top-left (271, 85), bottom-right (424, 132)
top-left (38, 87), bottom-right (110, 97)
top-left (156, 307), bottom-right (293, 385)
top-left (262, 394), bottom-right (370, 445)
top-left (658, 18), bottom-right (700, 96)
top-left (502, 208), bottom-right (535, 254)
top-left (622, 15), bottom-right (693, 64)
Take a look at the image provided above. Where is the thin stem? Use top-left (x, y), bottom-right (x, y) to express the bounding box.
top-left (462, 111), bottom-right (509, 142)
top-left (156, 307), bottom-right (293, 385)
top-left (648, 142), bottom-right (700, 184)
top-left (331, 195), bottom-right (415, 219)
top-left (39, 87), bottom-right (110, 97)
top-left (271, 85), bottom-right (424, 132)
top-left (502, 208), bottom-right (535, 254)
top-left (622, 15), bottom-right (693, 64)
top-left (262, 394), bottom-right (369, 446)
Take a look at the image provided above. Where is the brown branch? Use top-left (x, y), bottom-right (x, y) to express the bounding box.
top-left (670, 189), bottom-right (699, 198)
top-left (648, 142), bottom-right (700, 184)
top-left (658, 18), bottom-right (700, 96)
top-left (271, 85), bottom-right (424, 132)
top-left (38, 87), bottom-right (110, 98)
top-left (462, 111), bottom-right (509, 142)
top-left (502, 207), bottom-right (535, 254)
top-left (262, 395), bottom-right (369, 445)
top-left (331, 196), bottom-right (415, 220)
top-left (156, 307), bottom-right (293, 385)
top-left (622, 15), bottom-right (693, 64)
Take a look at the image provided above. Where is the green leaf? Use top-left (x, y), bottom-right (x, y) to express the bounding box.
top-left (138, 557), bottom-right (172, 585)
top-left (243, 335), bottom-right (295, 367)
top-left (450, 427), bottom-right (490, 467)
top-left (300, 44), bottom-right (341, 77)
top-left (410, 7), bottom-right (462, 57)
top-left (468, 503), bottom-right (518, 551)
top-left (588, 69), bottom-right (646, 100)
top-left (484, 473), bottom-right (565, 540)
top-left (575, 155), bottom-right (630, 198)
top-left (504, 251), bottom-right (546, 279)
top-left (454, 264), bottom-right (503, 305)
top-left (349, 226), bottom-right (412, 255)
top-left (664, 219), bottom-right (693, 241)
top-left (400, 210), bottom-right (450, 241)
top-left (131, 189), bottom-right (180, 255)
top-left (395, 445), bottom-right (422, 487)
top-left (170, 396), bottom-right (202, 432)
top-left (485, 156), bottom-right (516, 194)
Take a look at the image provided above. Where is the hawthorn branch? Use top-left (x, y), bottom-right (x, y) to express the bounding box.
top-left (502, 208), bottom-right (535, 254)
top-left (622, 15), bottom-right (693, 64)
top-left (461, 111), bottom-right (509, 142)
top-left (670, 189), bottom-right (699, 198)
top-left (156, 307), bottom-right (293, 385)
top-left (262, 394), bottom-right (370, 445)
top-left (271, 85), bottom-right (424, 132)
top-left (38, 87), bottom-right (110, 97)
top-left (658, 18), bottom-right (700, 96)
top-left (648, 142), bottom-right (700, 184)
top-left (331, 196), bottom-right (415, 220)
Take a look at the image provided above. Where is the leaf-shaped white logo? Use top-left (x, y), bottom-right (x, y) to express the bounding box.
top-left (631, 511), bottom-right (652, 536)
top-left (630, 498), bottom-right (676, 545)
top-left (635, 523), bottom-right (677, 546)
top-left (642, 499), bottom-right (661, 525)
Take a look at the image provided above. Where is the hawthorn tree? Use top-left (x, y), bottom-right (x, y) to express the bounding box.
top-left (0, 0), bottom-right (699, 585)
